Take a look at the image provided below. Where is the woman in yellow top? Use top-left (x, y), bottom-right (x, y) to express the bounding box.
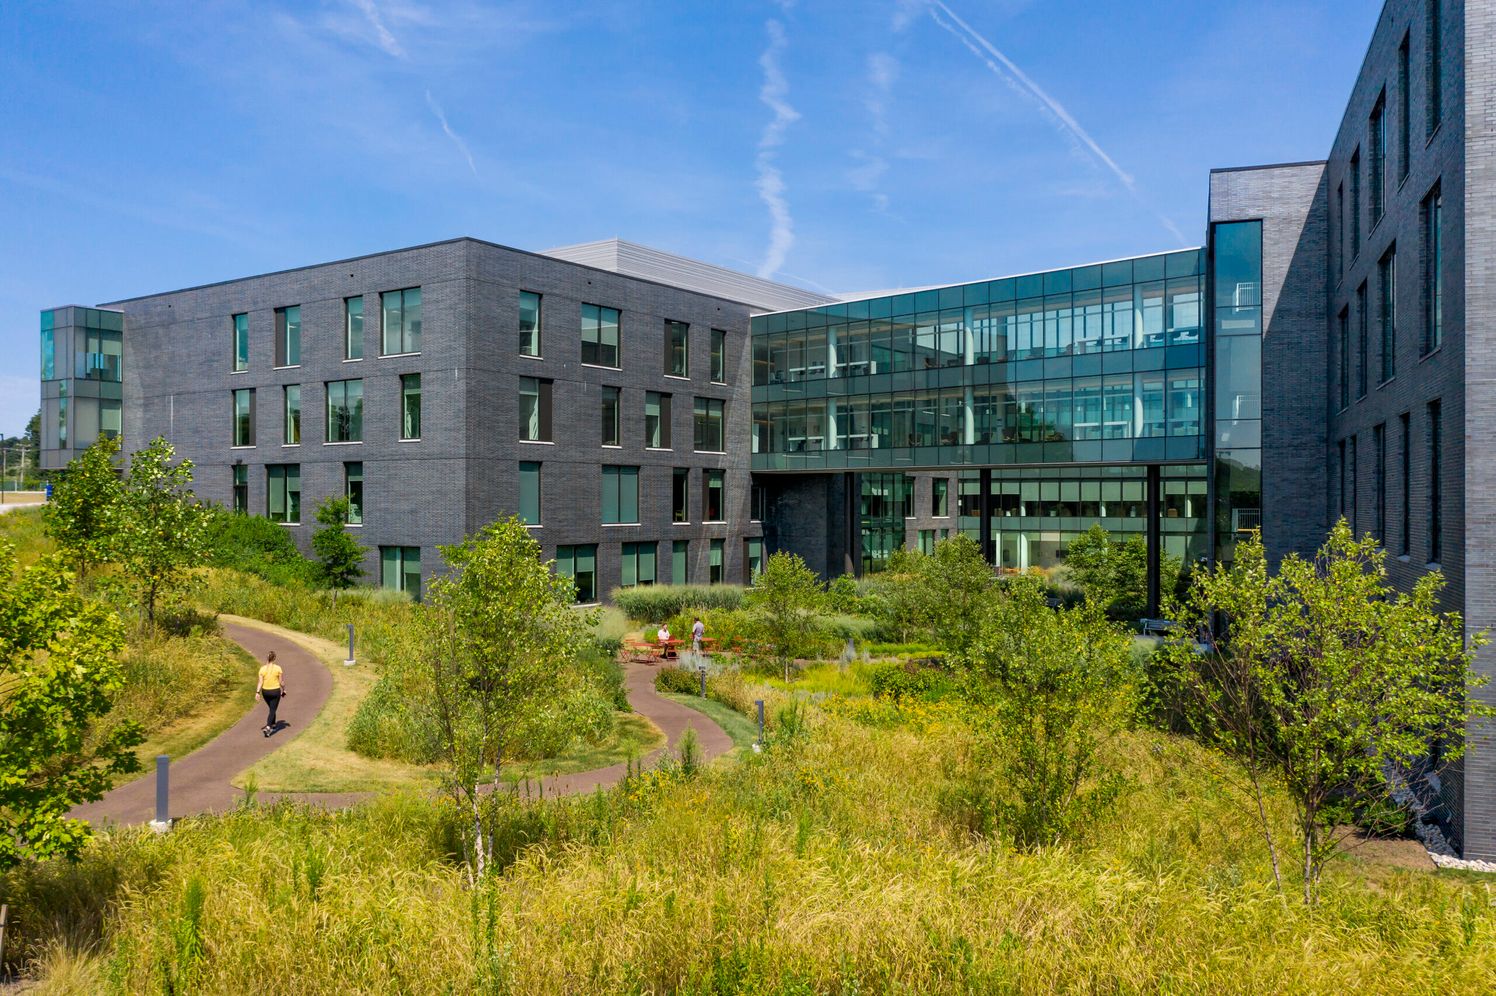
top-left (256, 651), bottom-right (287, 737)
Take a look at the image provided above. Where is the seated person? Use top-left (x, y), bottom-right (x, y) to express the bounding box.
top-left (656, 624), bottom-right (675, 658)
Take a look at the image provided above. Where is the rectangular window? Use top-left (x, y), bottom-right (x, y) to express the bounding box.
top-left (666, 320), bottom-right (689, 377)
top-left (1400, 411), bottom-right (1411, 555)
top-left (694, 397), bottom-right (725, 452)
top-left (519, 377), bottom-right (553, 441)
top-left (283, 385), bottom-right (301, 445)
top-left (672, 540), bottom-right (689, 583)
top-left (673, 467), bottom-right (689, 523)
top-left (555, 544), bottom-right (597, 603)
top-left (601, 385), bottom-right (621, 446)
top-left (581, 303), bottom-right (621, 367)
top-left (1398, 34), bottom-right (1411, 182)
top-left (711, 328), bottom-right (727, 383)
top-left (274, 306), bottom-right (301, 367)
top-left (751, 483), bottom-right (767, 522)
top-left (519, 461), bottom-right (541, 524)
top-left (1338, 439), bottom-right (1347, 521)
top-left (345, 461), bottom-right (363, 524)
top-left (932, 478), bottom-right (949, 517)
top-left (232, 465), bottom-right (248, 514)
top-left (1423, 184), bottom-right (1442, 353)
top-left (602, 466), bottom-right (639, 524)
top-left (267, 464), bottom-right (301, 524)
top-left (326, 379), bottom-right (364, 442)
top-left (704, 469), bottom-right (724, 522)
top-left (1356, 282), bottom-right (1369, 399)
top-left (345, 296), bottom-right (364, 360)
top-left (400, 373), bottom-right (421, 440)
top-left (1374, 423), bottom-right (1386, 541)
top-left (1350, 434), bottom-right (1359, 535)
top-left (918, 529), bottom-right (936, 555)
top-left (620, 542), bottom-right (657, 588)
top-left (1350, 149), bottom-right (1361, 258)
top-left (1369, 93), bottom-right (1386, 224)
top-left (1428, 399), bottom-right (1442, 562)
top-left (1427, 0), bottom-right (1443, 136)
top-left (1338, 307), bottom-right (1350, 410)
top-left (1379, 246), bottom-right (1396, 383)
top-left (709, 538), bottom-right (724, 584)
top-left (382, 287), bottom-right (422, 355)
top-left (645, 392), bottom-right (671, 449)
top-left (233, 388), bottom-right (255, 447)
top-left (519, 291), bottom-right (542, 357)
top-left (902, 474), bottom-right (915, 519)
top-left (380, 546), bottom-right (421, 601)
top-left (1335, 183), bottom-right (1344, 278)
top-left (745, 537), bottom-right (763, 583)
top-left (232, 313), bottom-right (249, 371)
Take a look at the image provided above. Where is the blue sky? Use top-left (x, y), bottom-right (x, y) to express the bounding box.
top-left (0, 0), bottom-right (1383, 436)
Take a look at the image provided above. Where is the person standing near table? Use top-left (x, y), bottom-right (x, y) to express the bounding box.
top-left (256, 650), bottom-right (286, 737)
top-left (691, 617), bottom-right (705, 655)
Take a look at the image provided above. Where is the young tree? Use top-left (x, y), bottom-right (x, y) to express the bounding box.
top-left (864, 547), bottom-right (932, 643)
top-left (956, 576), bottom-right (1136, 849)
top-left (311, 496), bottom-right (365, 588)
top-left (1160, 523), bottom-right (1491, 903)
top-left (425, 518), bottom-right (610, 881)
top-left (0, 545), bottom-right (143, 869)
top-left (116, 438), bottom-right (209, 628)
top-left (745, 551), bottom-right (826, 681)
top-left (1063, 523), bottom-right (1180, 619)
top-left (44, 434), bottom-right (124, 579)
top-left (921, 534), bottom-right (997, 657)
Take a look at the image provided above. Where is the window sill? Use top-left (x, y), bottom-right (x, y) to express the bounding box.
top-left (673, 521), bottom-right (692, 526)
top-left (343, 357), bottom-right (364, 363)
top-left (231, 444), bottom-right (256, 450)
top-left (399, 437), bottom-right (421, 443)
top-left (346, 523), bottom-right (363, 529)
top-left (702, 520), bottom-right (726, 525)
top-left (519, 353), bottom-right (544, 361)
top-left (645, 446), bottom-right (673, 452)
top-left (282, 443), bottom-right (301, 448)
top-left (525, 523), bottom-right (542, 528)
top-left (324, 440), bottom-right (363, 446)
top-left (602, 522), bottom-right (642, 527)
top-left (581, 362), bottom-right (622, 372)
top-left (1397, 554), bottom-right (1411, 562)
top-left (1427, 561), bottom-right (1442, 571)
top-left (694, 449), bottom-right (726, 455)
top-left (664, 374), bottom-right (691, 382)
top-left (518, 439), bottom-right (555, 445)
top-left (1426, 122), bottom-right (1443, 148)
top-left (272, 365), bottom-right (301, 371)
top-left (1378, 376), bottom-right (1396, 389)
top-left (276, 521), bottom-right (301, 527)
top-left (382, 351), bottom-right (421, 359)
top-left (230, 369), bottom-right (249, 375)
top-left (1419, 345), bottom-right (1443, 364)
top-left (710, 379), bottom-right (727, 386)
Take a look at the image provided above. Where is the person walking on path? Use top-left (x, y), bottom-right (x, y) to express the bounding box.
top-left (691, 617), bottom-right (705, 656)
top-left (256, 651), bottom-right (286, 737)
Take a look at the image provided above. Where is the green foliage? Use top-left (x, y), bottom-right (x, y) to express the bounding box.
top-left (425, 517), bottom-right (614, 878)
top-left (868, 660), bottom-right (954, 700)
top-left (0, 506), bottom-right (49, 568)
top-left (825, 573), bottom-right (861, 613)
top-left (954, 576), bottom-right (1137, 849)
top-left (1061, 524), bottom-right (1181, 620)
top-left (744, 551), bottom-right (826, 681)
top-left (665, 607), bottom-right (758, 653)
top-left (311, 496), bottom-right (365, 589)
top-left (609, 583), bottom-right (746, 622)
top-left (43, 434), bottom-right (124, 579)
top-left (203, 507), bottom-right (319, 587)
top-left (1160, 523), bottom-right (1492, 903)
top-left (922, 534), bottom-right (998, 656)
top-left (654, 667), bottom-right (702, 695)
top-left (116, 438), bottom-right (210, 628)
top-left (0, 545), bottom-right (142, 870)
top-left (861, 548), bottom-right (930, 643)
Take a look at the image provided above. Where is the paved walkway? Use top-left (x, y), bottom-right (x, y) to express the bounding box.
top-left (71, 622), bottom-right (333, 825)
top-left (74, 621), bottom-right (732, 824)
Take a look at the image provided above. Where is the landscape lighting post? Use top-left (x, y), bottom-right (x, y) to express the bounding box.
top-left (150, 754), bottom-right (170, 832)
top-left (345, 623), bottom-right (356, 666)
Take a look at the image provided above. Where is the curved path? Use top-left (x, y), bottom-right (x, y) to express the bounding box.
top-left (73, 620), bottom-right (731, 824)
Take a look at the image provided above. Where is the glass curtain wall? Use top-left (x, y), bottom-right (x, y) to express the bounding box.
top-left (751, 250), bottom-right (1205, 471)
top-left (1210, 221), bottom-right (1263, 565)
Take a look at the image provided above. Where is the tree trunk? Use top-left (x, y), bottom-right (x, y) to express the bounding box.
top-left (1249, 769), bottom-right (1284, 898)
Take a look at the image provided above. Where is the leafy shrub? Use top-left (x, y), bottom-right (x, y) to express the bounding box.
top-left (825, 573), bottom-right (861, 613)
top-left (654, 667), bottom-right (702, 695)
top-left (611, 584), bottom-right (746, 622)
top-left (821, 614), bottom-right (877, 642)
top-left (203, 509), bottom-right (319, 588)
top-left (867, 660), bottom-right (952, 700)
top-left (590, 606), bottom-right (630, 656)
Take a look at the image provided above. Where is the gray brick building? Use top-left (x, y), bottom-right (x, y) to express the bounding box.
top-left (37, 0), bottom-right (1496, 857)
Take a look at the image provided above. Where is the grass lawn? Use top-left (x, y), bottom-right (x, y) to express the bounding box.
top-left (663, 692), bottom-right (760, 752)
top-left (130, 638), bottom-right (260, 765)
top-left (224, 614), bottom-right (439, 794)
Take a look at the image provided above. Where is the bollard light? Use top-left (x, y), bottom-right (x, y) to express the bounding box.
top-left (698, 665), bottom-right (707, 698)
top-left (150, 755), bottom-right (170, 833)
top-left (755, 699), bottom-right (765, 750)
top-left (344, 622), bottom-right (356, 667)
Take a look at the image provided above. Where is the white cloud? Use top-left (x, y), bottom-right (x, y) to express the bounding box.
top-left (425, 90), bottom-right (479, 176)
top-left (927, 0), bottom-right (1188, 245)
top-left (348, 0), bottom-right (406, 58)
top-left (755, 19), bottom-right (800, 279)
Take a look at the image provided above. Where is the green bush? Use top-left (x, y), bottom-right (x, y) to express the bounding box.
top-left (867, 660), bottom-right (952, 700)
top-left (826, 573), bottom-right (862, 613)
top-left (203, 509), bottom-right (320, 587)
top-left (611, 584), bottom-right (746, 623)
top-left (654, 667), bottom-right (702, 695)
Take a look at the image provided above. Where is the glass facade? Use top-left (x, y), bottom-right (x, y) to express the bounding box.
top-left (751, 250), bottom-right (1205, 472)
top-left (39, 307), bottom-right (123, 466)
top-left (380, 546), bottom-right (421, 600)
top-left (1211, 220), bottom-right (1262, 565)
top-left (381, 288), bottom-right (422, 355)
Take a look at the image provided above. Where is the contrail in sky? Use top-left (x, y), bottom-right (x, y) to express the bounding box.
top-left (928, 0), bottom-right (1187, 245)
top-left (755, 18), bottom-right (800, 279)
